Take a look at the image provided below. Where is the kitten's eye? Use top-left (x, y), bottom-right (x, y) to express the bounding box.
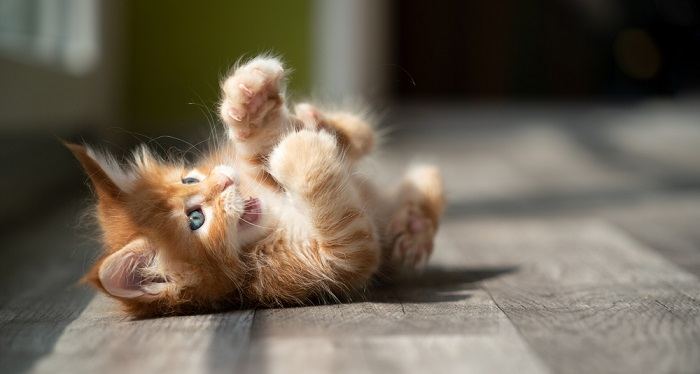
top-left (182, 177), bottom-right (200, 184)
top-left (188, 209), bottom-right (205, 230)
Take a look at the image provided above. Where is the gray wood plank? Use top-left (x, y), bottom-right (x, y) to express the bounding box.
top-left (0, 288), bottom-right (94, 374)
top-left (241, 231), bottom-right (549, 374)
top-left (443, 218), bottom-right (700, 374)
top-left (604, 195), bottom-right (700, 278)
top-left (489, 283), bottom-right (700, 374)
top-left (0, 206), bottom-right (97, 374)
top-left (29, 295), bottom-right (254, 374)
top-left (244, 291), bottom-right (548, 374)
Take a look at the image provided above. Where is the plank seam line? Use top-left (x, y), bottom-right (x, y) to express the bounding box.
top-left (240, 308), bottom-right (258, 365)
top-left (609, 221), bottom-right (700, 305)
top-left (396, 289), bottom-right (406, 315)
top-left (481, 282), bottom-right (551, 372)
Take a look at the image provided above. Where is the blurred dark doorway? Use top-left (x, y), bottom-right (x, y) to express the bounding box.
top-left (391, 0), bottom-right (700, 100)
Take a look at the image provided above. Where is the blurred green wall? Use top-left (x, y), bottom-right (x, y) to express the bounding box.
top-left (125, 1), bottom-right (311, 132)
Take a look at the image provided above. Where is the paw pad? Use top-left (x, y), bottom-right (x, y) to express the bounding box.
top-left (220, 57), bottom-right (286, 130)
top-left (389, 205), bottom-right (436, 271)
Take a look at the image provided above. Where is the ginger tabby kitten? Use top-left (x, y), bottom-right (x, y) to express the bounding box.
top-left (67, 56), bottom-right (445, 317)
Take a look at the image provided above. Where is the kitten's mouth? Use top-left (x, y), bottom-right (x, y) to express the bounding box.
top-left (238, 197), bottom-right (261, 229)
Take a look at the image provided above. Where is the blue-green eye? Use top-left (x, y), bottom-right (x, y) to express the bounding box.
top-left (188, 209), bottom-right (205, 230)
top-left (182, 177), bottom-right (200, 184)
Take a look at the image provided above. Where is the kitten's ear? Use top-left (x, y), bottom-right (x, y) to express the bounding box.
top-left (64, 142), bottom-right (135, 198)
top-left (98, 238), bottom-right (169, 299)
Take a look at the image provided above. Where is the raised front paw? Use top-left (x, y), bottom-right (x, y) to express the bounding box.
top-left (268, 130), bottom-right (342, 194)
top-left (294, 103), bottom-right (325, 130)
top-left (219, 56), bottom-right (286, 139)
top-left (388, 203), bottom-right (436, 271)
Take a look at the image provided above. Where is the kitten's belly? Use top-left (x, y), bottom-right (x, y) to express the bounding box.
top-left (266, 191), bottom-right (314, 240)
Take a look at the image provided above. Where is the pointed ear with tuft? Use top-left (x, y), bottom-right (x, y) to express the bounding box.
top-left (64, 142), bottom-right (136, 199)
top-left (97, 238), bottom-right (170, 299)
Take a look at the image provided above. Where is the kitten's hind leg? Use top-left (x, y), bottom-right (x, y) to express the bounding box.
top-left (219, 57), bottom-right (298, 162)
top-left (386, 165), bottom-right (445, 271)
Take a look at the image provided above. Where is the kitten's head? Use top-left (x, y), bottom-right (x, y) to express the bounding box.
top-left (67, 143), bottom-right (260, 316)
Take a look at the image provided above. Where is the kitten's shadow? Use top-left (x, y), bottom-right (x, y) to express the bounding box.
top-left (364, 266), bottom-right (517, 304)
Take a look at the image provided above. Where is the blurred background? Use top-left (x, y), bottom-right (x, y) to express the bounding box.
top-left (4, 2), bottom-right (700, 372)
top-left (1, 0), bottom-right (699, 230)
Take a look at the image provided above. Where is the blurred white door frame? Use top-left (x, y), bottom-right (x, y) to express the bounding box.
top-left (312, 0), bottom-right (390, 103)
top-left (0, 0), bottom-right (124, 132)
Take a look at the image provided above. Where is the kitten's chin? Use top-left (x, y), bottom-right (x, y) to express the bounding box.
top-left (238, 197), bottom-right (261, 230)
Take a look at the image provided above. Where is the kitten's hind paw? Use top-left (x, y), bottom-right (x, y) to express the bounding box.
top-left (388, 203), bottom-right (436, 271)
top-left (220, 57), bottom-right (286, 139)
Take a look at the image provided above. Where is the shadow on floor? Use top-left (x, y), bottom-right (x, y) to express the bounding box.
top-left (367, 266), bottom-right (517, 303)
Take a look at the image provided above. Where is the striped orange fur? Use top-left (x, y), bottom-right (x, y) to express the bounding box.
top-left (67, 56), bottom-right (445, 317)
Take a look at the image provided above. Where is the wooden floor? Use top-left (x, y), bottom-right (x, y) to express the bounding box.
top-left (3, 103), bottom-right (700, 373)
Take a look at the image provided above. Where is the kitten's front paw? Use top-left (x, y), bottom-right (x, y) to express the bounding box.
top-left (294, 103), bottom-right (325, 130)
top-left (388, 204), bottom-right (436, 271)
top-left (220, 57), bottom-right (286, 139)
top-left (268, 130), bottom-right (341, 194)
